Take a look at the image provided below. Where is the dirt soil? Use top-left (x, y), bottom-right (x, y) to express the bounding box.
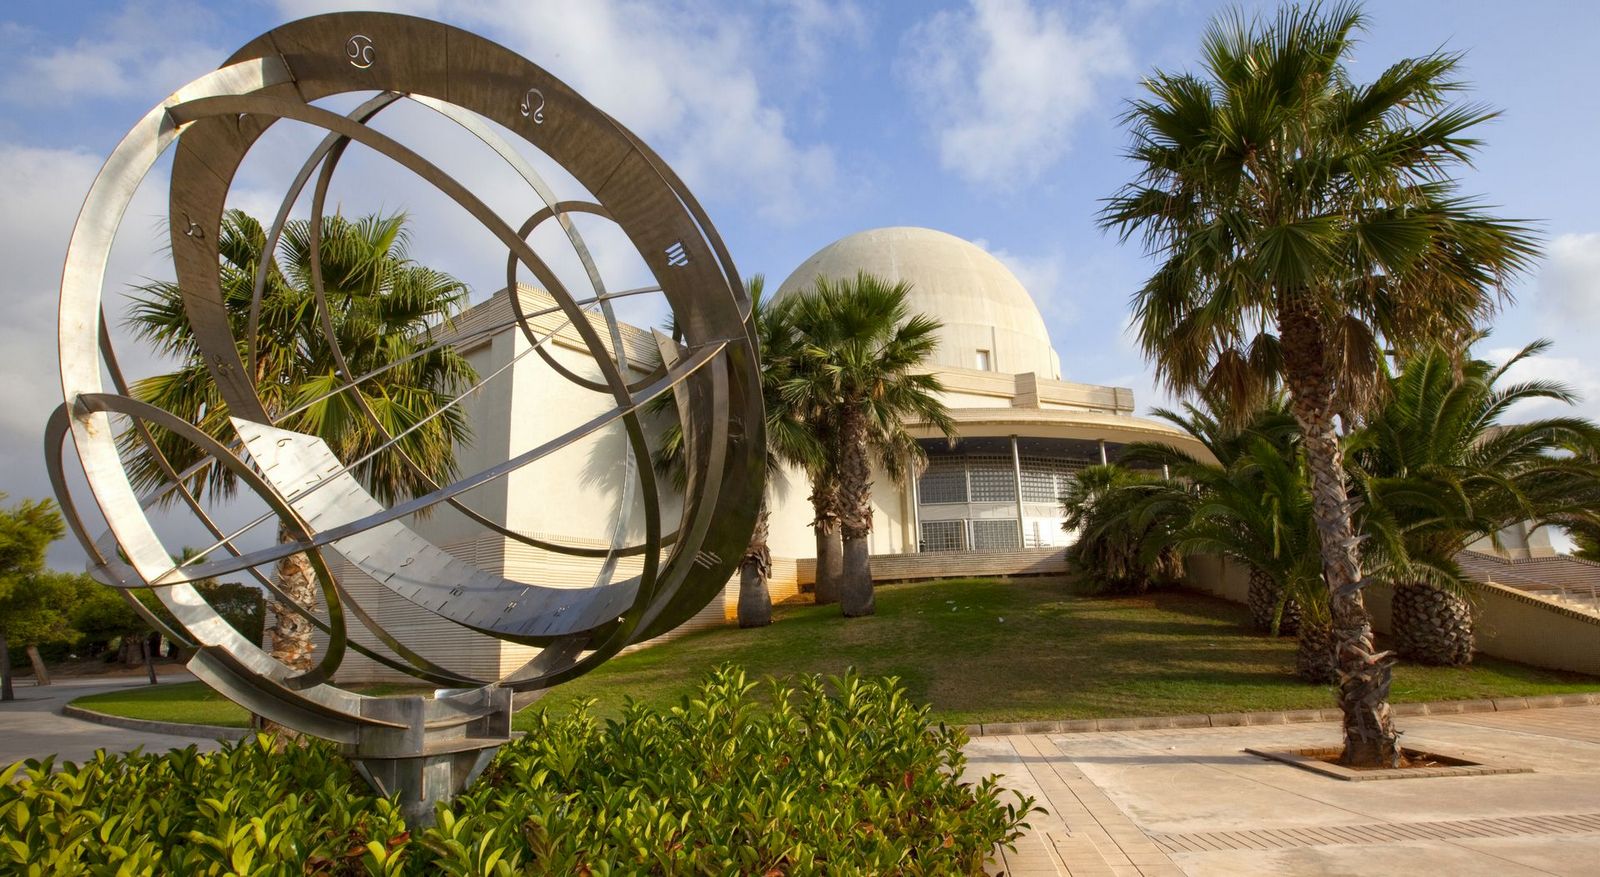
top-left (1298, 746), bottom-right (1478, 771)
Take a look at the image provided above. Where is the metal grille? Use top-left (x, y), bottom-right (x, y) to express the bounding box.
top-left (971, 519), bottom-right (1021, 551)
top-left (918, 460), bottom-right (967, 504)
top-left (920, 520), bottom-right (966, 553)
top-left (967, 456), bottom-right (1017, 502)
top-left (1019, 455), bottom-right (1090, 503)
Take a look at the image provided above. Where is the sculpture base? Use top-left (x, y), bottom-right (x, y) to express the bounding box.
top-left (345, 686), bottom-right (514, 826)
top-left (351, 744), bottom-right (502, 826)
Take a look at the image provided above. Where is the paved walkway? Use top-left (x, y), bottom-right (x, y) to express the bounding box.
top-left (970, 705), bottom-right (1600, 876)
top-left (0, 672), bottom-right (226, 766)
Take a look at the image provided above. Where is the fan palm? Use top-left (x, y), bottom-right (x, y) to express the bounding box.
top-left (783, 272), bottom-right (957, 617)
top-left (651, 276), bottom-right (822, 627)
top-left (122, 209), bottom-right (474, 671)
top-left (1347, 340), bottom-right (1600, 665)
top-left (1099, 1), bottom-right (1539, 765)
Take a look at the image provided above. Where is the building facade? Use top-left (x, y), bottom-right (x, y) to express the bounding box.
top-left (328, 226), bottom-right (1208, 681)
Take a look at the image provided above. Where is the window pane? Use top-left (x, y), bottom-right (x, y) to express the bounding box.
top-left (971, 519), bottom-right (1020, 551)
top-left (918, 459), bottom-right (967, 504)
top-left (967, 456), bottom-right (1016, 502)
top-left (1019, 455), bottom-right (1091, 503)
top-left (920, 520), bottom-right (965, 553)
top-left (976, 349), bottom-right (991, 371)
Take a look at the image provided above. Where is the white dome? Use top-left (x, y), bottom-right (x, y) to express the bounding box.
top-left (774, 227), bottom-right (1061, 379)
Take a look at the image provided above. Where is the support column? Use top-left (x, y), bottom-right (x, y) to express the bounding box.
top-left (1011, 435), bottom-right (1025, 549)
top-left (908, 453), bottom-right (922, 554)
top-left (1098, 439), bottom-right (1108, 466)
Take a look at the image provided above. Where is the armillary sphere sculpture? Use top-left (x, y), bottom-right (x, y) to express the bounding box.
top-left (46, 12), bottom-right (762, 822)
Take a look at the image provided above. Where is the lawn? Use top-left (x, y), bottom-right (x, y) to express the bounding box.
top-left (70, 578), bottom-right (1600, 730)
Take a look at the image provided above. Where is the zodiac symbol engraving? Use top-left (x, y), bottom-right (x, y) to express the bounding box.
top-left (519, 87), bottom-right (545, 124)
top-left (346, 34), bottom-right (375, 69)
top-left (664, 241), bottom-right (689, 267)
top-left (182, 212), bottom-right (204, 239)
top-left (693, 550), bottom-right (722, 568)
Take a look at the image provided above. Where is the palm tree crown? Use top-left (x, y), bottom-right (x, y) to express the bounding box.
top-left (122, 209), bottom-right (475, 506)
top-left (120, 208), bottom-right (475, 672)
top-left (782, 272), bottom-right (956, 617)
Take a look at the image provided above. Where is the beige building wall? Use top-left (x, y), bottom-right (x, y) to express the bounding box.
top-left (1182, 554), bottom-right (1600, 676)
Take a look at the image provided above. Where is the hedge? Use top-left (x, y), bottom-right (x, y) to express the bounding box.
top-left (3, 667), bottom-right (1035, 875)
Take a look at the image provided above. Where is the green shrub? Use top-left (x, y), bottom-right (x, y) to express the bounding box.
top-left (2, 667), bottom-right (1034, 875)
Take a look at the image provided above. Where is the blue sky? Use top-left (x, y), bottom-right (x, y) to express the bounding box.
top-left (3, 0), bottom-right (1599, 566)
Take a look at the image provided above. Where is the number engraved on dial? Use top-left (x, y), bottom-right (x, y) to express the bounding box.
top-left (346, 34), bottom-right (376, 69)
top-left (519, 88), bottom-right (545, 123)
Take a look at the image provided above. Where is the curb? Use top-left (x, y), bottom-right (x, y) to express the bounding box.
top-left (61, 705), bottom-right (252, 741)
top-left (960, 691), bottom-right (1600, 737)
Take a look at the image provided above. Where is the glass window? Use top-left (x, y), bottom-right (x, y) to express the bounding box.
top-left (1019, 455), bottom-right (1091, 503)
top-left (967, 456), bottom-right (1017, 502)
top-left (918, 459), bottom-right (967, 504)
top-left (975, 349), bottom-right (991, 371)
top-left (971, 519), bottom-right (1020, 551)
top-left (920, 520), bottom-right (966, 553)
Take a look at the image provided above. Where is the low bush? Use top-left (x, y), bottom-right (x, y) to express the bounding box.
top-left (3, 667), bottom-right (1034, 875)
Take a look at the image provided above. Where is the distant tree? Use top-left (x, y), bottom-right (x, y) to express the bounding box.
top-left (783, 273), bottom-right (956, 617)
top-left (70, 578), bottom-right (161, 684)
top-left (0, 495), bottom-right (67, 700)
top-left (1060, 465), bottom-right (1187, 595)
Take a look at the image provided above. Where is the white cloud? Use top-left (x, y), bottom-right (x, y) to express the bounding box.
top-left (272, 0), bottom-right (841, 223)
top-left (898, 0), bottom-right (1130, 189)
top-left (0, 143), bottom-right (172, 519)
top-left (1479, 232), bottom-right (1600, 424)
top-left (1535, 232), bottom-right (1600, 331)
top-left (0, 1), bottom-right (224, 105)
top-left (1485, 346), bottom-right (1600, 424)
top-left (766, 0), bottom-right (870, 79)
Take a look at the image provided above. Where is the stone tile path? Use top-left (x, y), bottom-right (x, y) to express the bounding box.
top-left (973, 705), bottom-right (1600, 876)
top-left (0, 673), bottom-right (222, 767)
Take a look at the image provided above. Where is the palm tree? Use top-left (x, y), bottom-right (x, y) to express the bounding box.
top-left (1059, 465), bottom-right (1186, 595)
top-left (652, 277), bottom-right (823, 627)
top-left (1170, 437), bottom-right (1337, 680)
top-left (783, 272), bottom-right (957, 617)
top-left (1347, 340), bottom-right (1600, 665)
top-left (1100, 1), bottom-right (1538, 765)
top-left (122, 209), bottom-right (474, 671)
top-left (1131, 398), bottom-right (1304, 633)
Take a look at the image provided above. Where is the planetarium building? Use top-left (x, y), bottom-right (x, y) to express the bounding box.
top-left (763, 227), bottom-right (1204, 560)
top-left (332, 226), bottom-right (1207, 680)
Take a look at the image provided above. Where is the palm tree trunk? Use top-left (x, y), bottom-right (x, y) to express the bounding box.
top-left (0, 630), bottom-right (13, 701)
top-left (25, 645), bottom-right (50, 686)
top-left (1393, 582), bottom-right (1474, 666)
top-left (1295, 620), bottom-right (1339, 684)
top-left (738, 501), bottom-right (773, 628)
top-left (1281, 299), bottom-right (1399, 767)
top-left (811, 476), bottom-right (843, 605)
top-left (1247, 567), bottom-right (1300, 637)
top-left (266, 519), bottom-right (319, 671)
top-left (837, 404), bottom-right (875, 618)
top-left (141, 636), bottom-right (158, 685)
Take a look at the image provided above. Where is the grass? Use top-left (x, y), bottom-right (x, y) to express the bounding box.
top-left (70, 578), bottom-right (1600, 730)
top-left (70, 682), bottom-right (429, 729)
